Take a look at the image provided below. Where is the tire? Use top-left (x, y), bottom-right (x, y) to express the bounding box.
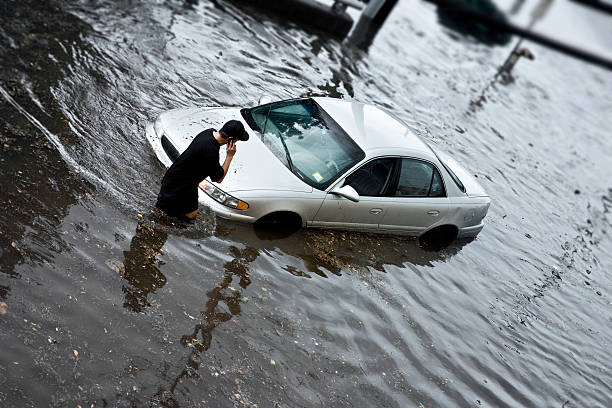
top-left (254, 212), bottom-right (302, 239)
top-left (418, 225), bottom-right (458, 251)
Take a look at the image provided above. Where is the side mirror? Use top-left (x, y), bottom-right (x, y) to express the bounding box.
top-left (330, 184), bottom-right (360, 202)
top-left (258, 95), bottom-right (273, 105)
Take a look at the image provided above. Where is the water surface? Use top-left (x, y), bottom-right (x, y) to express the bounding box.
top-left (1, 0), bottom-right (611, 406)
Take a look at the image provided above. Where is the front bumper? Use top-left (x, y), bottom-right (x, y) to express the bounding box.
top-left (198, 189), bottom-right (256, 223)
top-left (146, 122), bottom-right (174, 168)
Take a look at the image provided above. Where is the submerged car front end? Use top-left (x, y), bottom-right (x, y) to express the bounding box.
top-left (146, 105), bottom-right (321, 225)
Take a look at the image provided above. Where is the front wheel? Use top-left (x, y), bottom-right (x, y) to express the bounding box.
top-left (254, 212), bottom-right (302, 239)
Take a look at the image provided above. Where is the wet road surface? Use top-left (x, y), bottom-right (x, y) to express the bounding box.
top-left (1, 0), bottom-right (611, 406)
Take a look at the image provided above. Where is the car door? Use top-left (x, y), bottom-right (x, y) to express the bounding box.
top-left (310, 158), bottom-right (396, 231)
top-left (379, 158), bottom-right (449, 234)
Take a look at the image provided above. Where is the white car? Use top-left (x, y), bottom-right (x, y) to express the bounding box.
top-left (146, 97), bottom-right (490, 243)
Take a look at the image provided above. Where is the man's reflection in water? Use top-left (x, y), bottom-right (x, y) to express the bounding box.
top-left (179, 245), bottom-right (256, 353)
top-left (122, 222), bottom-right (168, 312)
top-left (153, 245), bottom-right (257, 406)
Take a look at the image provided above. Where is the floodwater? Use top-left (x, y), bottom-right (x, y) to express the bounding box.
top-left (1, 0), bottom-right (611, 406)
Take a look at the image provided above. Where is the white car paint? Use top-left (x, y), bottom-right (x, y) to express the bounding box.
top-left (146, 97), bottom-right (490, 239)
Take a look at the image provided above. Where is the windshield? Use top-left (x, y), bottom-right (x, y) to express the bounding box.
top-left (242, 99), bottom-right (365, 190)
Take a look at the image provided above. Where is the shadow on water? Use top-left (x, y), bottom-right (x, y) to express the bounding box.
top-left (431, 0), bottom-right (512, 46)
top-left (118, 214), bottom-right (469, 405)
top-left (0, 0), bottom-right (95, 293)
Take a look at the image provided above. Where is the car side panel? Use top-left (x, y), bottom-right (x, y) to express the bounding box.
top-left (310, 194), bottom-right (389, 231)
top-left (379, 197), bottom-right (449, 234)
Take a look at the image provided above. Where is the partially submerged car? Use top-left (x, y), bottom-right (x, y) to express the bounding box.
top-left (146, 97), bottom-right (490, 243)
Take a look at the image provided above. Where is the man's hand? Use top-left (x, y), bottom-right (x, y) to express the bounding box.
top-left (227, 140), bottom-right (237, 157)
top-left (217, 140), bottom-right (236, 183)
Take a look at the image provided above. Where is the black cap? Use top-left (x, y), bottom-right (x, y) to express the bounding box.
top-left (220, 120), bottom-right (249, 141)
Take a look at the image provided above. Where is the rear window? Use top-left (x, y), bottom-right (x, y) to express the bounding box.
top-left (428, 145), bottom-right (466, 194)
top-left (439, 159), bottom-right (465, 193)
top-left (395, 159), bottom-right (446, 197)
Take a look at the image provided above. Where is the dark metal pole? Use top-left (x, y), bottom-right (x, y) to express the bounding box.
top-left (425, 0), bottom-right (612, 71)
top-left (346, 0), bottom-right (399, 49)
top-left (568, 0), bottom-right (612, 15)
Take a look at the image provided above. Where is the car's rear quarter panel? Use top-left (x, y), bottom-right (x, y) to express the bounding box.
top-left (446, 197), bottom-right (491, 229)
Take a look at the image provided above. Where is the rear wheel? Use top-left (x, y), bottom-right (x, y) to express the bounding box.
top-left (419, 225), bottom-right (458, 251)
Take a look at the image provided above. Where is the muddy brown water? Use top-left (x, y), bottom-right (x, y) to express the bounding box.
top-left (1, 0), bottom-right (611, 407)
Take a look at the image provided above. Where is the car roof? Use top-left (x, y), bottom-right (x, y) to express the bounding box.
top-left (313, 97), bottom-right (434, 159)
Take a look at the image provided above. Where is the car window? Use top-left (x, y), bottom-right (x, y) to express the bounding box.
top-left (394, 159), bottom-right (446, 197)
top-left (429, 167), bottom-right (445, 197)
top-left (345, 158), bottom-right (395, 197)
top-left (244, 99), bottom-right (365, 190)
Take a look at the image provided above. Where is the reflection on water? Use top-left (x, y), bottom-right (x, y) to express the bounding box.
top-left (121, 222), bottom-right (169, 312)
top-left (0, 94), bottom-right (91, 289)
top-left (432, 0), bottom-right (512, 45)
top-left (152, 244), bottom-right (256, 405)
top-left (1, 0), bottom-right (611, 406)
top-left (0, 0), bottom-right (95, 291)
top-left (221, 221), bottom-right (466, 273)
top-left (143, 218), bottom-right (463, 404)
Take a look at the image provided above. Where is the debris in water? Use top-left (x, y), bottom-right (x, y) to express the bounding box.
top-left (0, 302), bottom-right (7, 315)
top-left (490, 127), bottom-right (504, 140)
top-left (105, 258), bottom-right (125, 275)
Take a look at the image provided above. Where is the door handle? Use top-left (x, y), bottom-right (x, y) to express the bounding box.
top-left (370, 208), bottom-right (383, 215)
top-left (427, 210), bottom-right (440, 217)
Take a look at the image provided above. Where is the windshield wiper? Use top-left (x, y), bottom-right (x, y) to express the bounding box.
top-left (261, 106), bottom-right (271, 137)
top-left (277, 134), bottom-right (294, 172)
top-left (261, 108), bottom-right (293, 171)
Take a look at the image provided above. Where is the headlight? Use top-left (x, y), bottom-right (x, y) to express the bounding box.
top-left (154, 117), bottom-right (164, 137)
top-left (199, 181), bottom-right (249, 210)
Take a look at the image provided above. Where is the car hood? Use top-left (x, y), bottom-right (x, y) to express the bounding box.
top-left (159, 107), bottom-right (312, 194)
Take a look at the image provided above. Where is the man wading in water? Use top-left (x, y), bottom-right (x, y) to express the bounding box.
top-left (156, 120), bottom-right (249, 219)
